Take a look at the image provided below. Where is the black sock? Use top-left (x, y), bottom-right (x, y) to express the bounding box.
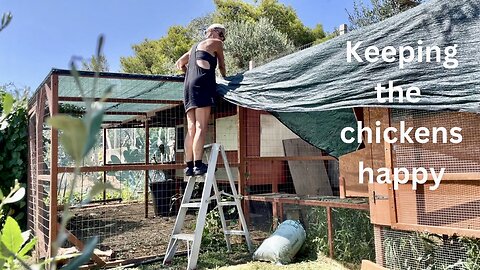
top-left (194, 160), bottom-right (203, 167)
top-left (186, 161), bottom-right (194, 169)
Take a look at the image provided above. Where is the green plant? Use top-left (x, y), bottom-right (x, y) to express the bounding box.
top-left (0, 10), bottom-right (12, 32)
top-left (202, 209), bottom-right (227, 251)
top-left (0, 88), bottom-right (28, 229)
top-left (0, 181), bottom-right (36, 270)
top-left (302, 207), bottom-right (375, 266)
top-left (0, 216), bottom-right (36, 269)
top-left (462, 237), bottom-right (480, 270)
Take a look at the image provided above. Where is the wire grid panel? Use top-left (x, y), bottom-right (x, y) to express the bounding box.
top-left (391, 109), bottom-right (480, 173)
top-left (28, 115), bottom-right (37, 235)
top-left (395, 181), bottom-right (480, 231)
top-left (62, 170), bottom-right (191, 261)
top-left (376, 227), bottom-right (480, 270)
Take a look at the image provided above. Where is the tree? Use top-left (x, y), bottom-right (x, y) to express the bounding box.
top-left (256, 0), bottom-right (315, 46)
top-left (311, 23), bottom-right (326, 40)
top-left (81, 54), bottom-right (109, 72)
top-left (186, 13), bottom-right (215, 42)
top-left (120, 26), bottom-right (194, 74)
top-left (348, 0), bottom-right (423, 29)
top-left (224, 17), bottom-right (294, 74)
top-left (214, 0), bottom-right (315, 47)
top-left (213, 0), bottom-right (258, 24)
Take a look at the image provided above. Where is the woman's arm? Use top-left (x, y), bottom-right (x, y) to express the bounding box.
top-left (215, 41), bottom-right (226, 77)
top-left (175, 51), bottom-right (190, 73)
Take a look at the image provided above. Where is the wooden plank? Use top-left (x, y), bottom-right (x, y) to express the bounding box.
top-left (102, 128), bottom-right (107, 203)
top-left (326, 206), bottom-right (334, 258)
top-left (393, 222), bottom-right (480, 238)
top-left (65, 228), bottom-right (106, 267)
top-left (373, 225), bottom-right (384, 266)
top-left (361, 260), bottom-right (388, 270)
top-left (369, 183), bottom-right (392, 226)
top-left (244, 194), bottom-right (370, 211)
top-left (339, 148), bottom-right (369, 197)
top-left (383, 108), bottom-right (398, 227)
top-left (339, 176), bottom-right (346, 199)
top-left (144, 120), bottom-right (149, 218)
top-left (44, 83), bottom-right (53, 116)
top-left (394, 172), bottom-right (480, 181)
top-left (58, 162), bottom-right (239, 173)
top-left (49, 74), bottom-right (59, 257)
top-left (58, 96), bottom-right (183, 105)
top-left (368, 108), bottom-right (394, 226)
top-left (283, 138), bottom-right (332, 196)
top-left (238, 106), bottom-right (249, 223)
top-left (246, 155), bottom-right (336, 161)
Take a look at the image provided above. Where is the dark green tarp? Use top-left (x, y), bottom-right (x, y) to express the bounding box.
top-left (217, 0), bottom-right (480, 157)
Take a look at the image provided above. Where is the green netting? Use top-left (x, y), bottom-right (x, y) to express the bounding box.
top-left (102, 115), bottom-right (134, 122)
top-left (58, 75), bottom-right (184, 101)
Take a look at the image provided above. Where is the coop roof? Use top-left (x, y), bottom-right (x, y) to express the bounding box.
top-left (33, 69), bottom-right (185, 124)
top-left (217, 0), bottom-right (480, 157)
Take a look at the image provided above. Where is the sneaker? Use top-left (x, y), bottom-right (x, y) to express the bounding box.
top-left (184, 166), bottom-right (194, 177)
top-left (193, 163), bottom-right (208, 176)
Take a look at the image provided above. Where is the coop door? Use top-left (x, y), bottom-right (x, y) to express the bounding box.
top-left (368, 182), bottom-right (392, 226)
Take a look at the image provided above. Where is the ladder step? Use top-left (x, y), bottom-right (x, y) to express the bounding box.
top-left (224, 230), bottom-right (246, 236)
top-left (181, 202), bottom-right (202, 208)
top-left (172, 233), bottom-right (195, 241)
top-left (184, 175), bottom-right (206, 183)
top-left (218, 201), bottom-right (237, 207)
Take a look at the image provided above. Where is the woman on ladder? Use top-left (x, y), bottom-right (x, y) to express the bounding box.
top-left (175, 24), bottom-right (227, 176)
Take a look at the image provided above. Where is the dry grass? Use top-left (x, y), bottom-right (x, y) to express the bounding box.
top-left (216, 254), bottom-right (350, 270)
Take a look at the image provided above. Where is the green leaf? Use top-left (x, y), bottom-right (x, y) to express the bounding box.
top-left (17, 237), bottom-right (36, 259)
top-left (82, 105), bottom-right (104, 157)
top-left (3, 187), bottom-right (25, 204)
top-left (82, 182), bottom-right (117, 205)
top-left (47, 114), bottom-right (88, 162)
top-left (60, 237), bottom-right (98, 270)
top-left (2, 93), bottom-right (14, 115)
top-left (0, 189), bottom-right (3, 200)
top-left (110, 155), bottom-right (121, 164)
top-left (1, 216), bottom-right (23, 254)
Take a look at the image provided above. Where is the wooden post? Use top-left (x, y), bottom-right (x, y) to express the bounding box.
top-left (249, 60), bottom-right (255, 70)
top-left (374, 225), bottom-right (384, 266)
top-left (326, 206), bottom-right (334, 258)
top-left (339, 176), bottom-right (346, 199)
top-left (49, 74), bottom-right (59, 258)
top-left (103, 128), bottom-right (107, 204)
top-left (144, 120), bottom-right (150, 218)
top-left (339, 24), bottom-right (348, 35)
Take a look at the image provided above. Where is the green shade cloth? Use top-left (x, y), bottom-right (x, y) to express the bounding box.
top-left (217, 0), bottom-right (480, 157)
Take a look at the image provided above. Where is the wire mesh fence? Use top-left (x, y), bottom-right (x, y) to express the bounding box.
top-left (376, 226), bottom-right (480, 270)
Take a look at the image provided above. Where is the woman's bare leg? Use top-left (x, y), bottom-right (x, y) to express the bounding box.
top-left (193, 107), bottom-right (211, 161)
top-left (184, 109), bottom-right (196, 163)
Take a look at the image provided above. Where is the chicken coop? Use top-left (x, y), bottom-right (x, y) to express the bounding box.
top-left (340, 107), bottom-right (480, 269)
top-left (28, 70), bottom-right (480, 269)
top-left (28, 68), bottom-right (366, 268)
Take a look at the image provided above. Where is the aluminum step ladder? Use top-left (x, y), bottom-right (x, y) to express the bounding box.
top-left (163, 143), bottom-right (253, 270)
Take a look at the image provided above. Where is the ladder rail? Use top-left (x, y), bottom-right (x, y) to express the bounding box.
top-left (219, 145), bottom-right (254, 253)
top-left (163, 143), bottom-right (253, 270)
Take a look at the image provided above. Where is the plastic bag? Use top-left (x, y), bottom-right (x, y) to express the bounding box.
top-left (253, 220), bottom-right (306, 264)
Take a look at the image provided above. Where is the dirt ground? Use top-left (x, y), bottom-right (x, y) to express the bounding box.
top-left (66, 201), bottom-right (269, 262)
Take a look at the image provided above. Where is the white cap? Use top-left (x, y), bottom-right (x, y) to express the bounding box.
top-left (206, 23), bottom-right (226, 35)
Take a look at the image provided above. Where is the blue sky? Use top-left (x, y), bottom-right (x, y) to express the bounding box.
top-left (0, 0), bottom-right (355, 92)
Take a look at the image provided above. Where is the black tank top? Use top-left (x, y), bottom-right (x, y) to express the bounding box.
top-left (183, 42), bottom-right (218, 112)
